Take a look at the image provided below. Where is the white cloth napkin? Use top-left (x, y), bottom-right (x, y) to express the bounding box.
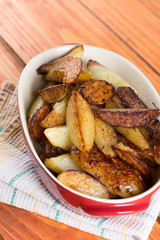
top-left (0, 81), bottom-right (160, 240)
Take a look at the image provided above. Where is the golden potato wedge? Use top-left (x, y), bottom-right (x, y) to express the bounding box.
top-left (66, 91), bottom-right (95, 152)
top-left (39, 84), bottom-right (72, 103)
top-left (79, 80), bottom-right (115, 105)
top-left (41, 97), bottom-right (68, 128)
top-left (38, 135), bottom-right (67, 156)
top-left (57, 170), bottom-right (109, 199)
top-left (28, 104), bottom-right (51, 139)
top-left (87, 60), bottom-right (136, 90)
top-left (37, 45), bottom-right (84, 74)
top-left (94, 115), bottom-right (118, 157)
top-left (97, 108), bottom-right (160, 128)
top-left (63, 56), bottom-right (82, 84)
top-left (113, 142), bottom-right (152, 183)
top-left (44, 126), bottom-right (72, 151)
top-left (27, 81), bottom-right (56, 118)
top-left (115, 127), bottom-right (150, 150)
top-left (70, 146), bottom-right (145, 198)
top-left (44, 154), bottom-right (82, 174)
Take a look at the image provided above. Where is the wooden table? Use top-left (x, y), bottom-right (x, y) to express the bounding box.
top-left (0, 0), bottom-right (160, 239)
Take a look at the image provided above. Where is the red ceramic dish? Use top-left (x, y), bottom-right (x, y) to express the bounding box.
top-left (18, 44), bottom-right (160, 217)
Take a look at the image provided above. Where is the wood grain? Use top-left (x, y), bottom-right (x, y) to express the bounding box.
top-left (0, 0), bottom-right (160, 93)
top-left (0, 203), bottom-right (103, 240)
top-left (0, 0), bottom-right (159, 239)
top-left (80, 0), bottom-right (160, 73)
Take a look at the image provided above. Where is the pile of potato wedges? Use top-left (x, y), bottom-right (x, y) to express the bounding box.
top-left (28, 45), bottom-right (160, 199)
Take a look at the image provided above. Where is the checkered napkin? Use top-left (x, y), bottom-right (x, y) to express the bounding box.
top-left (0, 81), bottom-right (160, 240)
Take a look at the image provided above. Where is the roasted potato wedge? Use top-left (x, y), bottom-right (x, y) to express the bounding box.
top-left (39, 84), bottom-right (72, 104)
top-left (44, 154), bottom-right (82, 174)
top-left (70, 146), bottom-right (145, 198)
top-left (27, 81), bottom-right (56, 118)
top-left (94, 115), bottom-right (118, 157)
top-left (45, 69), bottom-right (64, 82)
top-left (115, 127), bottom-right (150, 150)
top-left (87, 60), bottom-right (136, 90)
top-left (57, 170), bottom-right (110, 199)
top-left (37, 45), bottom-right (84, 74)
top-left (38, 135), bottom-right (67, 156)
top-left (46, 68), bottom-right (94, 83)
top-left (113, 142), bottom-right (152, 183)
top-left (116, 87), bottom-right (147, 109)
top-left (79, 80), bottom-right (115, 105)
top-left (63, 56), bottom-right (82, 84)
top-left (41, 97), bottom-right (68, 128)
top-left (66, 91), bottom-right (95, 152)
top-left (97, 108), bottom-right (160, 128)
top-left (44, 126), bottom-right (72, 151)
top-left (28, 104), bottom-right (51, 139)
top-left (117, 132), bottom-right (157, 167)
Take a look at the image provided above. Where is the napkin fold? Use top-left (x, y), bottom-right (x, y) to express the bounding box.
top-left (0, 81), bottom-right (160, 240)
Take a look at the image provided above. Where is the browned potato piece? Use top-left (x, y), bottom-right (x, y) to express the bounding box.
top-left (113, 142), bottom-right (152, 183)
top-left (41, 97), bottom-right (68, 128)
top-left (116, 87), bottom-right (147, 109)
top-left (79, 80), bottom-right (115, 105)
top-left (97, 108), bottom-right (160, 128)
top-left (94, 115), bottom-right (118, 157)
top-left (44, 126), bottom-right (72, 151)
top-left (63, 56), bottom-right (82, 84)
top-left (46, 68), bottom-right (94, 83)
top-left (117, 132), bottom-right (157, 167)
top-left (57, 170), bottom-right (109, 199)
top-left (37, 45), bottom-right (84, 74)
top-left (44, 154), bottom-right (82, 174)
top-left (66, 91), bottom-right (95, 152)
top-left (46, 69), bottom-right (64, 82)
top-left (28, 104), bottom-right (51, 139)
top-left (38, 135), bottom-right (67, 156)
top-left (87, 60), bottom-right (136, 90)
top-left (39, 84), bottom-right (72, 104)
top-left (116, 127), bottom-right (150, 151)
top-left (70, 146), bottom-right (145, 198)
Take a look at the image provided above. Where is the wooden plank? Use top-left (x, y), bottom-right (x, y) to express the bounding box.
top-left (0, 0), bottom-right (159, 94)
top-left (0, 203), bottom-right (104, 240)
top-left (140, 0), bottom-right (160, 18)
top-left (80, 0), bottom-right (160, 73)
top-left (148, 220), bottom-right (160, 240)
top-left (0, 38), bottom-right (24, 87)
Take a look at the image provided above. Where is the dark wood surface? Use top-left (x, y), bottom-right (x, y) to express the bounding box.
top-left (0, 0), bottom-right (160, 239)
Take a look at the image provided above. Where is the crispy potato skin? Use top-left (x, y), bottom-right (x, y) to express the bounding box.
top-left (70, 146), bottom-right (145, 198)
top-left (57, 170), bottom-right (110, 199)
top-left (63, 56), bottom-right (82, 84)
top-left (116, 87), bottom-right (147, 109)
top-left (79, 80), bottom-right (115, 105)
top-left (37, 45), bottom-right (84, 74)
top-left (97, 108), bottom-right (160, 128)
top-left (66, 91), bottom-right (95, 152)
top-left (39, 84), bottom-right (72, 104)
top-left (28, 104), bottom-right (51, 139)
top-left (113, 142), bottom-right (152, 184)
